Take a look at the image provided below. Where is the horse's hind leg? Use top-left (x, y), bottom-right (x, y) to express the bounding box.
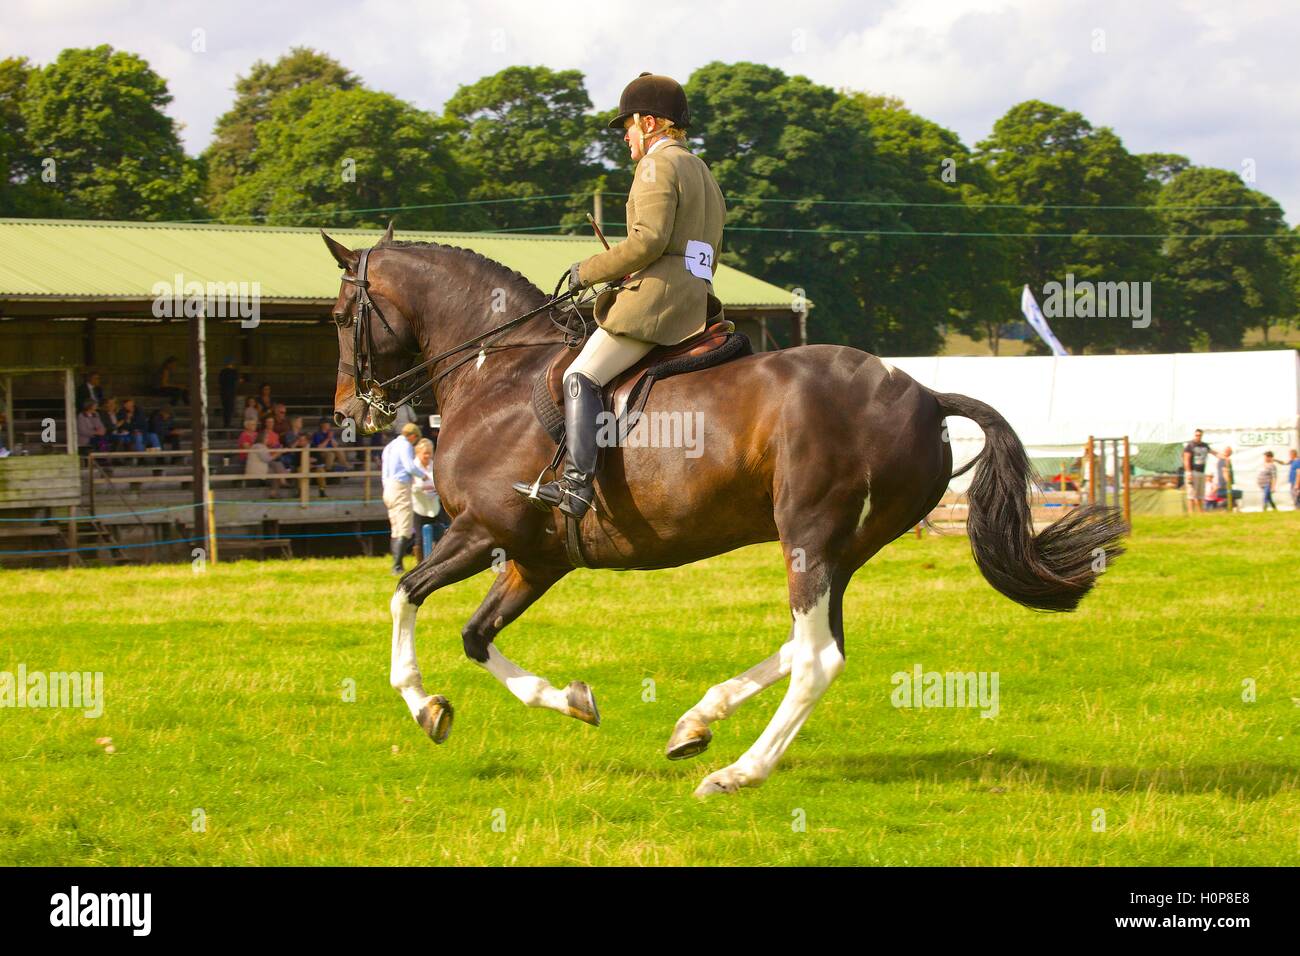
top-left (665, 626), bottom-right (794, 760)
top-left (694, 563), bottom-right (846, 797)
top-left (391, 519), bottom-right (495, 742)
top-left (464, 561), bottom-right (599, 726)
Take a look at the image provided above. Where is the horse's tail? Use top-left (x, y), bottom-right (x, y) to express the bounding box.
top-left (932, 390), bottom-right (1127, 612)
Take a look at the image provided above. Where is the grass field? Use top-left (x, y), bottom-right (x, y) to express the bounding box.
top-left (1, 513), bottom-right (1297, 866)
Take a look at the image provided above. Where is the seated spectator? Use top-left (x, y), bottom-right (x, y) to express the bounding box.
top-left (120, 398), bottom-right (160, 453)
top-left (271, 402), bottom-right (291, 439)
top-left (0, 410), bottom-right (8, 456)
top-left (238, 417), bottom-right (265, 461)
top-left (243, 396), bottom-right (261, 424)
top-left (76, 400), bottom-right (109, 454)
top-left (155, 356), bottom-right (189, 405)
top-left (244, 425), bottom-right (288, 497)
top-left (310, 419), bottom-right (346, 471)
top-left (100, 398), bottom-right (131, 452)
top-left (148, 404), bottom-right (181, 452)
top-left (255, 382), bottom-right (274, 417)
top-left (280, 415), bottom-right (310, 467)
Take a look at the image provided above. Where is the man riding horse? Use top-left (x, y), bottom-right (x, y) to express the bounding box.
top-left (512, 72), bottom-right (726, 519)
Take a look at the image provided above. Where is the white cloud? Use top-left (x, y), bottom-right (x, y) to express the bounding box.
top-left (3, 0), bottom-right (1297, 222)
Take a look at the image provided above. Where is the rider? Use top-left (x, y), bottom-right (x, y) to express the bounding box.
top-left (513, 72), bottom-right (727, 519)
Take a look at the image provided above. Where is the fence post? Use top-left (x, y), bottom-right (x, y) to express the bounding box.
top-left (299, 445), bottom-right (309, 508)
top-left (1121, 437), bottom-right (1131, 526)
top-left (364, 447), bottom-right (372, 503)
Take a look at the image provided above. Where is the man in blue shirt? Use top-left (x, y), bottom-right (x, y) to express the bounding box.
top-left (1288, 449), bottom-right (1300, 508)
top-left (382, 423), bottom-right (422, 574)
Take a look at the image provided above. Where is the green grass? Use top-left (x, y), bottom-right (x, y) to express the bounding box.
top-left (1, 513), bottom-right (1297, 865)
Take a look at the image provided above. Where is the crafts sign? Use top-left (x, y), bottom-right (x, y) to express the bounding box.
top-left (1237, 431), bottom-right (1290, 446)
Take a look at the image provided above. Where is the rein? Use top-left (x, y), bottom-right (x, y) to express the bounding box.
top-left (338, 249), bottom-right (595, 419)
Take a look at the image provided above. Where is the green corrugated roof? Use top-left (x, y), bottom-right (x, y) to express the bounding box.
top-left (0, 218), bottom-right (794, 310)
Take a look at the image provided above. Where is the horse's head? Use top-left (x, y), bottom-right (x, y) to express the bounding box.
top-left (321, 224), bottom-right (421, 435)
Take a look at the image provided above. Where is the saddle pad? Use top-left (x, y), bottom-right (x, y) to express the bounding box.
top-left (531, 331), bottom-right (752, 444)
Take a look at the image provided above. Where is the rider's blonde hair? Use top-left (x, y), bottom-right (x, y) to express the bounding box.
top-left (632, 113), bottom-right (687, 142)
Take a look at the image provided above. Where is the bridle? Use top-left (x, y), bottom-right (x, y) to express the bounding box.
top-left (334, 247), bottom-right (595, 421)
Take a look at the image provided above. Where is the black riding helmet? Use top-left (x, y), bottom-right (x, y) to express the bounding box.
top-left (607, 72), bottom-right (690, 130)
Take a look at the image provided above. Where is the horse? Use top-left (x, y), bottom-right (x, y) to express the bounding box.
top-left (321, 228), bottom-right (1126, 797)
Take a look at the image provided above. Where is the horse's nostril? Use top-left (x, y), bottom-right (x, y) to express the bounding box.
top-left (333, 412), bottom-right (347, 427)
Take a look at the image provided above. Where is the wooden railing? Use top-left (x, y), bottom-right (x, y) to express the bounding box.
top-left (86, 446), bottom-right (384, 514)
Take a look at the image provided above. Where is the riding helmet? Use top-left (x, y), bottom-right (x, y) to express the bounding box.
top-left (607, 72), bottom-right (690, 130)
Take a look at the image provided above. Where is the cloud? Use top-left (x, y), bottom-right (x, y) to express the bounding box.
top-left (3, 0), bottom-right (1296, 221)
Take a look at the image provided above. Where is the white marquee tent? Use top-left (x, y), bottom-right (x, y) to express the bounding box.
top-left (885, 350), bottom-right (1300, 512)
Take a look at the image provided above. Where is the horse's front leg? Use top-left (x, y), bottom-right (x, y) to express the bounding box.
top-left (390, 518), bottom-right (495, 742)
top-left (463, 560), bottom-right (598, 725)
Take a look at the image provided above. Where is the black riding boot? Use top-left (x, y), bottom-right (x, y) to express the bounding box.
top-left (390, 536), bottom-right (405, 575)
top-left (513, 371), bottom-right (603, 519)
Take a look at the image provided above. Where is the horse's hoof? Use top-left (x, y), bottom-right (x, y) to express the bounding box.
top-left (665, 718), bottom-right (712, 761)
top-left (416, 695), bottom-right (454, 744)
top-left (565, 681), bottom-right (601, 727)
top-left (693, 766), bottom-right (750, 798)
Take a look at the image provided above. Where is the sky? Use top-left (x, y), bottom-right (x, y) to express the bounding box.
top-left (4, 0), bottom-right (1298, 223)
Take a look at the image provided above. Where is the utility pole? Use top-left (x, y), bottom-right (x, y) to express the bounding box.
top-left (593, 191), bottom-right (603, 232)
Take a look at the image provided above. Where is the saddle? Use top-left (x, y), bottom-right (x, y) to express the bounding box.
top-left (530, 320), bottom-right (752, 444)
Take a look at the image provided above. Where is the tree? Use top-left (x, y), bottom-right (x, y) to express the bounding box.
top-left (20, 45), bottom-right (201, 220)
top-left (845, 93), bottom-right (1018, 355)
top-left (0, 56), bottom-right (64, 216)
top-left (215, 86), bottom-right (485, 231)
top-left (443, 66), bottom-right (604, 233)
top-left (685, 62), bottom-right (882, 350)
top-left (1154, 167), bottom-right (1293, 349)
top-left (974, 101), bottom-right (1159, 353)
top-left (203, 48), bottom-right (358, 209)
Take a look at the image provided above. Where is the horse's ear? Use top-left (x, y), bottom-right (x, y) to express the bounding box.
top-left (379, 220), bottom-right (395, 246)
top-left (321, 230), bottom-right (358, 272)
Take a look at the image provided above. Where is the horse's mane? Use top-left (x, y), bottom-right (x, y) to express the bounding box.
top-left (384, 239), bottom-right (549, 305)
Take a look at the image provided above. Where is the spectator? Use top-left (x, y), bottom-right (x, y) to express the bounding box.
top-left (256, 382), bottom-right (274, 417)
top-left (411, 437), bottom-right (449, 559)
top-left (1207, 446), bottom-right (1241, 511)
top-left (76, 371), bottom-right (105, 410)
top-left (242, 396), bottom-right (261, 424)
top-left (218, 357), bottom-right (242, 429)
top-left (1288, 449), bottom-right (1300, 508)
top-left (0, 410), bottom-right (9, 456)
top-left (381, 423), bottom-right (421, 575)
top-left (237, 417), bottom-right (261, 461)
top-left (281, 415), bottom-right (320, 491)
top-left (271, 403), bottom-right (291, 438)
top-left (310, 418), bottom-right (345, 472)
top-left (148, 404), bottom-right (180, 452)
top-left (120, 399), bottom-right (160, 455)
top-left (244, 425), bottom-right (288, 497)
top-left (1257, 451), bottom-right (1279, 511)
top-left (1182, 429), bottom-right (1218, 515)
top-left (98, 398), bottom-right (130, 452)
top-left (76, 400), bottom-right (108, 454)
top-left (155, 356), bottom-right (189, 405)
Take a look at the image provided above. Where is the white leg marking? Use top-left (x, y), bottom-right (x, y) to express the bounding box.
top-left (479, 645), bottom-right (571, 714)
top-left (696, 589), bottom-right (844, 796)
top-left (390, 588), bottom-right (433, 720)
top-left (682, 638), bottom-right (794, 727)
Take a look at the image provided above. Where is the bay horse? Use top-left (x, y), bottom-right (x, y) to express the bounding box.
top-left (321, 229), bottom-right (1126, 798)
